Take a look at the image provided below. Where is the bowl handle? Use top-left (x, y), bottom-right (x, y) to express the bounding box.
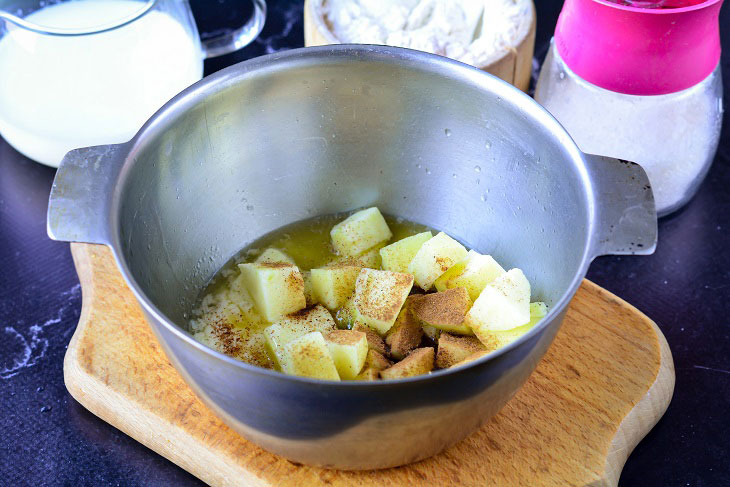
top-left (47, 144), bottom-right (127, 245)
top-left (584, 154), bottom-right (658, 258)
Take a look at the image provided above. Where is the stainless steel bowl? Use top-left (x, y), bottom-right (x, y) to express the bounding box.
top-left (47, 45), bottom-right (656, 469)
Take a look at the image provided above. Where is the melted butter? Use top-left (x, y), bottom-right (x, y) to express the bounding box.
top-left (203, 213), bottom-right (429, 297)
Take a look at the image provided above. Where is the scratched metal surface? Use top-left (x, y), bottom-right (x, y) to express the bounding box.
top-left (0, 1), bottom-right (728, 485)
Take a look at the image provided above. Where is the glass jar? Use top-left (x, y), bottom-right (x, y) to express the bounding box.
top-left (534, 0), bottom-right (724, 217)
top-left (535, 43), bottom-right (723, 216)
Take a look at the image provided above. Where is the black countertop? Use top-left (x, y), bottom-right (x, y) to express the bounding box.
top-left (1, 1), bottom-right (728, 485)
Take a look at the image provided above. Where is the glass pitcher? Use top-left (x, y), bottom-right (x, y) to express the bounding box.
top-left (0, 0), bottom-right (266, 167)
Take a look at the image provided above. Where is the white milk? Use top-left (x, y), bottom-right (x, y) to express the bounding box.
top-left (0, 1), bottom-right (203, 166)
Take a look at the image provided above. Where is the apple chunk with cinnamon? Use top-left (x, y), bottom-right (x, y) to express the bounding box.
top-left (410, 287), bottom-right (473, 335)
top-left (353, 268), bottom-right (414, 335)
top-left (193, 206), bottom-right (549, 382)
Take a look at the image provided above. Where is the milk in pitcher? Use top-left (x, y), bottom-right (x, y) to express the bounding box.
top-left (0, 1), bottom-right (203, 166)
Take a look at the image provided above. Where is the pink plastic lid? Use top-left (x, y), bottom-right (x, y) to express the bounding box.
top-left (555, 0), bottom-right (724, 95)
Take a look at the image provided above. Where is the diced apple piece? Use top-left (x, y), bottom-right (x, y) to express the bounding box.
top-left (465, 268), bottom-right (531, 347)
top-left (238, 262), bottom-right (306, 322)
top-left (380, 347), bottom-right (435, 380)
top-left (281, 332), bottom-right (340, 380)
top-left (339, 294), bottom-right (410, 356)
top-left (450, 303), bottom-right (547, 366)
top-left (255, 248), bottom-right (296, 266)
top-left (410, 287), bottom-right (473, 335)
top-left (356, 368), bottom-right (380, 381)
top-left (385, 297), bottom-right (423, 360)
top-left (325, 330), bottom-right (368, 380)
top-left (353, 269), bottom-right (414, 335)
top-left (436, 333), bottom-right (487, 368)
top-left (482, 301), bottom-right (549, 349)
top-left (364, 349), bottom-right (393, 371)
top-left (450, 350), bottom-right (490, 369)
top-left (434, 250), bottom-right (506, 301)
top-left (379, 231), bottom-right (433, 273)
top-left (310, 266), bottom-right (361, 310)
top-left (407, 232), bottom-right (468, 290)
top-left (264, 305), bottom-right (336, 369)
top-left (330, 207), bottom-right (392, 257)
top-left (353, 323), bottom-right (388, 355)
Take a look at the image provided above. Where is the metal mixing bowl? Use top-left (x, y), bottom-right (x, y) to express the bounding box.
top-left (47, 45), bottom-right (656, 469)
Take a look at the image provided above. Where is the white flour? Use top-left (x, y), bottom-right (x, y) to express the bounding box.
top-left (321, 0), bottom-right (533, 67)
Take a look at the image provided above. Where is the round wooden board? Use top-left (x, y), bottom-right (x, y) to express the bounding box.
top-left (64, 243), bottom-right (674, 486)
top-left (303, 0), bottom-right (537, 92)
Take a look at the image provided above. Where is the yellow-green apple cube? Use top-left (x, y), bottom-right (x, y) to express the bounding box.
top-left (364, 349), bottom-right (392, 371)
top-left (436, 333), bottom-right (486, 368)
top-left (380, 347), bottom-right (434, 380)
top-left (325, 330), bottom-right (368, 379)
top-left (353, 268), bottom-right (414, 335)
top-left (264, 305), bottom-right (336, 369)
top-left (281, 332), bottom-right (340, 380)
top-left (255, 248), bottom-right (296, 266)
top-left (450, 350), bottom-right (490, 369)
top-left (407, 232), bottom-right (468, 290)
top-left (434, 250), bottom-right (506, 301)
top-left (385, 296), bottom-right (424, 360)
top-left (379, 231), bottom-right (433, 273)
top-left (410, 287), bottom-right (473, 335)
top-left (487, 301), bottom-right (549, 349)
top-left (330, 207), bottom-right (392, 257)
top-left (465, 268), bottom-right (531, 346)
top-left (237, 262), bottom-right (306, 322)
top-left (353, 323), bottom-right (388, 355)
top-left (310, 265), bottom-right (361, 310)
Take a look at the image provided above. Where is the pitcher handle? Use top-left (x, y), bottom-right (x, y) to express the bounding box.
top-left (199, 0), bottom-right (266, 59)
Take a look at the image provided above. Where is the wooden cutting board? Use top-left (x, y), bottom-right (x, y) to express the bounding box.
top-left (64, 243), bottom-right (674, 487)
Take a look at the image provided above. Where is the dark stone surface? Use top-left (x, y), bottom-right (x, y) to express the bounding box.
top-left (0, 0), bottom-right (727, 485)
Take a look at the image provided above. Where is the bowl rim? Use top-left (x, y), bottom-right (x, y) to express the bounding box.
top-left (109, 44), bottom-right (595, 387)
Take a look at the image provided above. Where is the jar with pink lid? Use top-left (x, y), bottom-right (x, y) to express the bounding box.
top-left (535, 0), bottom-right (724, 217)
